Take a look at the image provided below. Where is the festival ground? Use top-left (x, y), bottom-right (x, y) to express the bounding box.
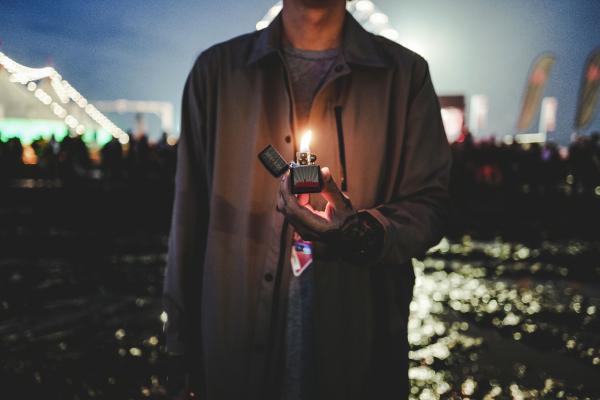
top-left (0, 183), bottom-right (598, 400)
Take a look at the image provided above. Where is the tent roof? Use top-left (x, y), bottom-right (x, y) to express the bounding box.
top-left (0, 68), bottom-right (61, 121)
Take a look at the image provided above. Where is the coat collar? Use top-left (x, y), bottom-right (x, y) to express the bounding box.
top-left (247, 10), bottom-right (391, 68)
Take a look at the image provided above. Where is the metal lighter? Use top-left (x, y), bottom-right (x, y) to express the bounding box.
top-left (257, 130), bottom-right (323, 194)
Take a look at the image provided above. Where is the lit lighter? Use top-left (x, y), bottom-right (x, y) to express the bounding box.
top-left (258, 130), bottom-right (323, 194)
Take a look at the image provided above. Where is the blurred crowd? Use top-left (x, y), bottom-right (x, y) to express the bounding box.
top-left (1, 130), bottom-right (600, 197)
top-left (0, 131), bottom-right (177, 185)
top-left (451, 132), bottom-right (600, 198)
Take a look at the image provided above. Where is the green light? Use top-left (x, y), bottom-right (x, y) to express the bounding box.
top-left (0, 118), bottom-right (67, 144)
top-left (0, 118), bottom-right (113, 146)
top-left (82, 129), bottom-right (113, 146)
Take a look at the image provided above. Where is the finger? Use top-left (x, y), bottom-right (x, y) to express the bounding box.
top-left (279, 173), bottom-right (299, 206)
top-left (303, 203), bottom-right (315, 212)
top-left (320, 167), bottom-right (350, 210)
top-left (279, 174), bottom-right (331, 231)
top-left (297, 193), bottom-right (310, 206)
top-left (290, 204), bottom-right (330, 232)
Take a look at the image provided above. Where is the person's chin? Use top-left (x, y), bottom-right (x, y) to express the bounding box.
top-left (297, 0), bottom-right (346, 9)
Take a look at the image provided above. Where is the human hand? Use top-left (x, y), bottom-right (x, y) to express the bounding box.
top-left (276, 166), bottom-right (357, 242)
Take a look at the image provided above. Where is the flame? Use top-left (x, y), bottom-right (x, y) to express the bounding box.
top-left (300, 129), bottom-right (312, 153)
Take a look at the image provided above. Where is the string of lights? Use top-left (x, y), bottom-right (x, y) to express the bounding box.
top-left (0, 51), bottom-right (127, 142)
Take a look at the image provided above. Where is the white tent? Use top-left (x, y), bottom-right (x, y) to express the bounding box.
top-left (0, 51), bottom-right (126, 144)
top-left (0, 67), bottom-right (59, 121)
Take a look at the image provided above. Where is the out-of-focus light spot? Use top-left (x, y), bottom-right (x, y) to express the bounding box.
top-left (510, 384), bottom-right (524, 400)
top-left (141, 386), bottom-right (151, 397)
top-left (513, 332), bottom-right (522, 340)
top-left (115, 328), bottom-right (126, 340)
top-left (267, 4), bottom-right (282, 17)
top-left (148, 336), bottom-right (159, 346)
top-left (167, 135), bottom-right (178, 146)
top-left (380, 28), bottom-right (399, 41)
top-left (355, 0), bottom-right (374, 12)
top-left (594, 186), bottom-right (600, 196)
top-left (135, 297), bottom-right (147, 307)
top-left (22, 145), bottom-right (37, 165)
top-left (487, 385), bottom-right (502, 398)
top-left (503, 312), bottom-right (520, 326)
top-left (409, 366), bottom-right (435, 380)
top-left (369, 12), bottom-right (388, 25)
top-left (566, 174), bottom-right (574, 185)
top-left (27, 82), bottom-right (36, 91)
top-left (515, 247), bottom-right (530, 259)
top-left (119, 134), bottom-right (130, 145)
top-left (256, 20), bottom-right (269, 30)
top-left (462, 377), bottom-right (476, 396)
top-left (118, 348), bottom-right (127, 356)
top-left (129, 347), bottom-right (142, 357)
top-left (419, 388), bottom-right (435, 399)
top-left (160, 311), bottom-right (168, 323)
top-left (503, 135), bottom-right (514, 145)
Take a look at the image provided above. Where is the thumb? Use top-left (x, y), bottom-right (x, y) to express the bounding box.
top-left (320, 167), bottom-right (347, 209)
top-left (297, 193), bottom-right (310, 206)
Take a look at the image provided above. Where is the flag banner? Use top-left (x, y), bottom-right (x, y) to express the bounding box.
top-left (439, 95), bottom-right (465, 142)
top-left (574, 47), bottom-right (600, 130)
top-left (517, 53), bottom-right (556, 132)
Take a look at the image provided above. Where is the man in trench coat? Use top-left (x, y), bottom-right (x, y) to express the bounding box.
top-left (162, 0), bottom-right (451, 399)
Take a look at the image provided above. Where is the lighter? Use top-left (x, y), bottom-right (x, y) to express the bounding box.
top-left (290, 130), bottom-right (322, 194)
top-left (257, 130), bottom-right (323, 194)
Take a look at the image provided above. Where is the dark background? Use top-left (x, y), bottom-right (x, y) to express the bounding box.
top-left (1, 134), bottom-right (599, 399)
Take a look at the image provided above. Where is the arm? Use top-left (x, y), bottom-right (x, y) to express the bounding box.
top-left (163, 56), bottom-right (210, 356)
top-left (364, 57), bottom-right (452, 265)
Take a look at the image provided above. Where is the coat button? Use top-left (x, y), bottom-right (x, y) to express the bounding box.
top-left (264, 272), bottom-right (274, 282)
top-left (285, 135), bottom-right (291, 143)
top-left (334, 64), bottom-right (344, 73)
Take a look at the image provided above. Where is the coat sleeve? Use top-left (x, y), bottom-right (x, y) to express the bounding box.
top-left (162, 56), bottom-right (210, 355)
top-left (364, 57), bottom-right (451, 265)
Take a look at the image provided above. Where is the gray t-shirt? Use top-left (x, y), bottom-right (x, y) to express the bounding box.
top-left (281, 44), bottom-right (340, 400)
top-left (282, 44), bottom-right (340, 129)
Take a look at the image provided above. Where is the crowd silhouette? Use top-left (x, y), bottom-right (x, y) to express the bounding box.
top-left (0, 131), bottom-right (177, 186)
top-left (450, 131), bottom-right (600, 199)
top-left (1, 129), bottom-right (599, 198)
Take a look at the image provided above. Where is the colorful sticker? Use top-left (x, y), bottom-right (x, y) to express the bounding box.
top-left (290, 240), bottom-right (313, 277)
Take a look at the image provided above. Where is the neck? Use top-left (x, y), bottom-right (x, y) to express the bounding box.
top-left (281, 1), bottom-right (346, 51)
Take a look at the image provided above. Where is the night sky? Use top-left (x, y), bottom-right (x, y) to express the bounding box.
top-left (1, 0), bottom-right (599, 143)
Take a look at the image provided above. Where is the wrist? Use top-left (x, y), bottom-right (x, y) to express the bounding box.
top-left (329, 211), bottom-right (384, 264)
